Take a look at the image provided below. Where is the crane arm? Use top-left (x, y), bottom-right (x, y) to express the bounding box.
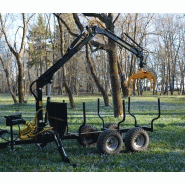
top-left (31, 26), bottom-right (144, 126)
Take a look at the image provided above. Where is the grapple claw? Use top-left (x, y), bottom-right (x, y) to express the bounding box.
top-left (125, 68), bottom-right (156, 90)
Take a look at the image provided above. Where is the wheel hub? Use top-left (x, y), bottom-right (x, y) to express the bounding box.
top-left (134, 134), bottom-right (145, 148)
top-left (106, 136), bottom-right (119, 151)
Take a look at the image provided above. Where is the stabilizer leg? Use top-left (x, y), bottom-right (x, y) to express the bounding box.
top-left (53, 131), bottom-right (70, 163)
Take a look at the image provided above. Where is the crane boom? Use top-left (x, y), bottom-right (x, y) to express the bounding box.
top-left (30, 26), bottom-right (144, 127)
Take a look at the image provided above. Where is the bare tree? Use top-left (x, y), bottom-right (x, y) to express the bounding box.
top-left (56, 14), bottom-right (76, 109)
top-left (153, 14), bottom-right (182, 95)
top-left (86, 44), bottom-right (110, 106)
top-left (0, 13), bottom-right (35, 103)
top-left (82, 13), bottom-right (123, 117)
top-left (54, 13), bottom-right (111, 107)
top-left (0, 53), bottom-right (18, 103)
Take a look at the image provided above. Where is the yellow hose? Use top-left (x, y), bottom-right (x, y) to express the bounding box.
top-left (19, 108), bottom-right (53, 140)
top-left (89, 19), bottom-right (106, 29)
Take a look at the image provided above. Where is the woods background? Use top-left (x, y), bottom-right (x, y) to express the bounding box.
top-left (0, 13), bottom-right (185, 110)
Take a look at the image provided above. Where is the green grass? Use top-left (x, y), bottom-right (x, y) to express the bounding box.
top-left (0, 93), bottom-right (185, 172)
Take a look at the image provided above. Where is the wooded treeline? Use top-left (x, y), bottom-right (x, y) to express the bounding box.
top-left (0, 13), bottom-right (185, 115)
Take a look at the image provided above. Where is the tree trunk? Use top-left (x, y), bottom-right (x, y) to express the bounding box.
top-left (62, 66), bottom-right (76, 108)
top-left (86, 44), bottom-right (110, 106)
top-left (16, 54), bottom-right (25, 103)
top-left (183, 77), bottom-right (185, 95)
top-left (107, 14), bottom-right (123, 117)
top-left (108, 51), bottom-right (123, 117)
top-left (57, 16), bottom-right (76, 109)
top-left (0, 55), bottom-right (18, 104)
top-left (117, 60), bottom-right (128, 97)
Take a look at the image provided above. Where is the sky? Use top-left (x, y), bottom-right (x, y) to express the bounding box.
top-left (0, 13), bottom-right (48, 53)
top-left (1, 0), bottom-right (185, 13)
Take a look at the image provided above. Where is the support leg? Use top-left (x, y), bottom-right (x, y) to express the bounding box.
top-left (53, 131), bottom-right (70, 163)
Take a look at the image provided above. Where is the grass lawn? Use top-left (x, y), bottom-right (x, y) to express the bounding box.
top-left (0, 93), bottom-right (185, 172)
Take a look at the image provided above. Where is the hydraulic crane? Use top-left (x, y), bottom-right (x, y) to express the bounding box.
top-left (30, 25), bottom-right (156, 128)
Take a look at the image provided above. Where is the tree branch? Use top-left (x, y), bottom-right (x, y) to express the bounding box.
top-left (19, 13), bottom-right (26, 54)
top-left (19, 13), bottom-right (35, 55)
top-left (53, 13), bottom-right (78, 37)
top-left (72, 13), bottom-right (84, 32)
top-left (113, 13), bottom-right (121, 24)
top-left (0, 13), bottom-right (17, 56)
top-left (26, 13), bottom-right (35, 24)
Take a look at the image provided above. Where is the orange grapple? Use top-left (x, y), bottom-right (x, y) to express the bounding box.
top-left (125, 68), bottom-right (156, 90)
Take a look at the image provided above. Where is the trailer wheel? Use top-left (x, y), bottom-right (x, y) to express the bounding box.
top-left (97, 130), bottom-right (123, 155)
top-left (78, 124), bottom-right (98, 147)
top-left (104, 123), bottom-right (122, 130)
top-left (124, 127), bottom-right (149, 152)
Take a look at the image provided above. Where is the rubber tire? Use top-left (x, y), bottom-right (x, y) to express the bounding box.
top-left (104, 123), bottom-right (122, 130)
top-left (78, 124), bottom-right (98, 147)
top-left (97, 130), bottom-right (123, 155)
top-left (124, 127), bottom-right (149, 152)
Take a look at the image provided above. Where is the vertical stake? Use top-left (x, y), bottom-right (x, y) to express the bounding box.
top-left (83, 102), bottom-right (86, 126)
top-left (10, 125), bottom-right (14, 150)
top-left (98, 98), bottom-right (104, 129)
top-left (128, 97), bottom-right (137, 127)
